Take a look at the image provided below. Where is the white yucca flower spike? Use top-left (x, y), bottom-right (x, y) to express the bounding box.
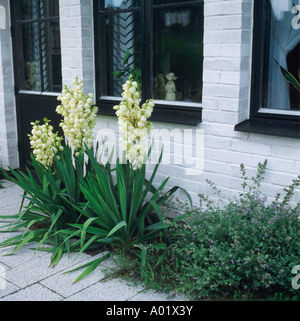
top-left (56, 76), bottom-right (98, 153)
top-left (28, 118), bottom-right (64, 167)
top-left (113, 75), bottom-right (154, 168)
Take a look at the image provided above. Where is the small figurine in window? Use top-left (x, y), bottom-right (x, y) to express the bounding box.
top-left (165, 72), bottom-right (177, 101)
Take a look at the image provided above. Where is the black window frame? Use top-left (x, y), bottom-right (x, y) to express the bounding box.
top-left (93, 0), bottom-right (203, 126)
top-left (235, 0), bottom-right (300, 138)
top-left (10, 0), bottom-right (62, 94)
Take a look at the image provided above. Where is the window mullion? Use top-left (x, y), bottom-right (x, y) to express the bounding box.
top-left (141, 0), bottom-right (153, 102)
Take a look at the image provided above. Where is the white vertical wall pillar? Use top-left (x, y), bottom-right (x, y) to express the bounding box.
top-left (59, 0), bottom-right (95, 96)
top-left (0, 0), bottom-right (19, 169)
top-left (202, 0), bottom-right (253, 125)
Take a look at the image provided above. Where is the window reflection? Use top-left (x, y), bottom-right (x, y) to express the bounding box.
top-left (153, 6), bottom-right (203, 102)
top-left (101, 11), bottom-right (141, 96)
top-left (18, 0), bottom-right (62, 93)
top-left (153, 0), bottom-right (198, 5)
top-left (22, 23), bottom-right (42, 91)
top-left (17, 0), bottom-right (59, 20)
top-left (104, 0), bottom-right (140, 10)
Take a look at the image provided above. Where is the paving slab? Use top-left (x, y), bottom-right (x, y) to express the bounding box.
top-left (0, 229), bottom-right (21, 245)
top-left (0, 244), bottom-right (50, 269)
top-left (0, 283), bottom-right (63, 301)
top-left (64, 277), bottom-right (146, 301)
top-left (3, 250), bottom-right (95, 289)
top-left (0, 205), bottom-right (23, 217)
top-left (40, 252), bottom-right (112, 299)
top-left (0, 277), bottom-right (21, 299)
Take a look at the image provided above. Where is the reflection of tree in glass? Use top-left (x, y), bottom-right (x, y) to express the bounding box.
top-left (25, 62), bottom-right (41, 91)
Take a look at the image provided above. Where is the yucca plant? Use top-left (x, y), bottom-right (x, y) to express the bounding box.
top-left (0, 144), bottom-right (97, 266)
top-left (64, 145), bottom-right (192, 283)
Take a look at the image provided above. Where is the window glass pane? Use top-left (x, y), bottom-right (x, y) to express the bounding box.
top-left (262, 0), bottom-right (300, 111)
top-left (16, 0), bottom-right (59, 20)
top-left (41, 21), bottom-right (62, 92)
top-left (40, 0), bottom-right (60, 18)
top-left (153, 5), bottom-right (203, 102)
top-left (153, 0), bottom-right (199, 5)
top-left (104, 0), bottom-right (140, 10)
top-left (20, 21), bottom-right (62, 92)
top-left (21, 23), bottom-right (42, 91)
top-left (100, 12), bottom-right (142, 96)
top-left (18, 0), bottom-right (39, 20)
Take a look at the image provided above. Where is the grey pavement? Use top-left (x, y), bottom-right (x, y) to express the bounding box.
top-left (0, 179), bottom-right (188, 301)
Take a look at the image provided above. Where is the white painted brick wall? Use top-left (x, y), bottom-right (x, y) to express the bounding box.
top-left (0, 0), bottom-right (18, 170)
top-left (59, 0), bottom-right (95, 96)
top-left (91, 0), bottom-right (300, 205)
top-left (0, 0), bottom-right (299, 205)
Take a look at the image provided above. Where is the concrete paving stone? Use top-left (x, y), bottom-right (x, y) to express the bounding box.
top-left (0, 198), bottom-right (21, 208)
top-left (0, 211), bottom-right (22, 224)
top-left (0, 277), bottom-right (21, 299)
top-left (0, 283), bottom-right (63, 301)
top-left (0, 180), bottom-right (14, 189)
top-left (0, 180), bottom-right (22, 190)
top-left (64, 277), bottom-right (145, 301)
top-left (0, 218), bottom-right (26, 240)
top-left (0, 229), bottom-right (21, 245)
top-left (3, 250), bottom-right (92, 289)
top-left (0, 205), bottom-right (23, 217)
top-left (0, 243), bottom-right (50, 269)
top-left (0, 186), bottom-right (24, 200)
top-left (0, 180), bottom-right (20, 190)
top-left (0, 182), bottom-right (28, 209)
top-left (40, 252), bottom-right (112, 299)
top-left (0, 201), bottom-right (21, 212)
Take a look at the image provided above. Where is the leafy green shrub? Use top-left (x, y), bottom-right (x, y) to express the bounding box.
top-left (173, 161), bottom-right (300, 300)
top-left (115, 161), bottom-right (300, 300)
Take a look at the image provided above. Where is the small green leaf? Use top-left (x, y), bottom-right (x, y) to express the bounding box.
top-left (274, 59), bottom-right (300, 91)
top-left (106, 221), bottom-right (127, 238)
top-left (123, 49), bottom-right (131, 65)
top-left (71, 253), bottom-right (110, 284)
top-left (141, 246), bottom-right (147, 267)
top-left (113, 71), bottom-right (124, 78)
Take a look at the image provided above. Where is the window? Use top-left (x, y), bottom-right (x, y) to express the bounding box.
top-left (12, 0), bottom-right (62, 93)
top-left (94, 0), bottom-right (203, 125)
top-left (235, 0), bottom-right (300, 138)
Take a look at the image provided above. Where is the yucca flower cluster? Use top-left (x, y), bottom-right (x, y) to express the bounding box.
top-left (56, 77), bottom-right (98, 155)
top-left (113, 76), bottom-right (154, 168)
top-left (28, 118), bottom-right (64, 167)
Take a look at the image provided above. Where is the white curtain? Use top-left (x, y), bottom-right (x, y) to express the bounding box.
top-left (266, 0), bottom-right (300, 110)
